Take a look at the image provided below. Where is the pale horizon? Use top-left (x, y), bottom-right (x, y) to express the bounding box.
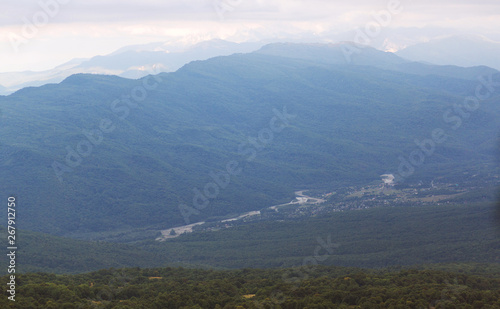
top-left (1, 0), bottom-right (499, 72)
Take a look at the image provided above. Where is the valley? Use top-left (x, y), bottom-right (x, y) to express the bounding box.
top-left (0, 41), bottom-right (499, 277)
top-left (2, 2), bottom-right (500, 307)
top-left (156, 190), bottom-right (325, 241)
top-left (1, 45), bottom-right (499, 238)
top-left (156, 173), bottom-right (500, 241)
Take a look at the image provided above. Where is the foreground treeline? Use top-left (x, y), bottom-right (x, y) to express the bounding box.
top-left (1, 264), bottom-right (499, 308)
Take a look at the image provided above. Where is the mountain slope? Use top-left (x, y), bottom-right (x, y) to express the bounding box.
top-left (1, 47), bottom-right (499, 237)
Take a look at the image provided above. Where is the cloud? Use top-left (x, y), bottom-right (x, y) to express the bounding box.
top-left (0, 0), bottom-right (500, 72)
top-left (1, 0), bottom-right (499, 27)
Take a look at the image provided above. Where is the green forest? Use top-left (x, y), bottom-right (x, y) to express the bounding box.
top-left (1, 49), bottom-right (499, 238)
top-left (1, 43), bottom-right (499, 308)
top-left (1, 264), bottom-right (499, 308)
top-left (1, 202), bottom-right (498, 274)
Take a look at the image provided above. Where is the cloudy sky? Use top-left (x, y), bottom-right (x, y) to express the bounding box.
top-left (1, 0), bottom-right (499, 72)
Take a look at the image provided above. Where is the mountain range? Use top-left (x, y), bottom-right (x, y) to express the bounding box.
top-left (0, 39), bottom-right (264, 95)
top-left (1, 42), bottom-right (499, 239)
top-left (2, 34), bottom-right (500, 96)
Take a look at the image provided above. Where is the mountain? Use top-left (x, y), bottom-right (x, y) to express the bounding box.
top-left (320, 26), bottom-right (474, 53)
top-left (256, 42), bottom-right (498, 80)
top-left (396, 34), bottom-right (500, 70)
top-left (1, 43), bottom-right (499, 238)
top-left (0, 39), bottom-right (264, 95)
top-left (74, 39), bottom-right (264, 79)
top-left (255, 42), bottom-right (407, 68)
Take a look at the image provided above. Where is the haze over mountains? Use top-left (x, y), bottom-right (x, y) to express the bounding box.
top-left (2, 3), bottom-right (500, 307)
top-left (0, 39), bottom-right (264, 95)
top-left (1, 42), bottom-right (499, 239)
top-left (396, 34), bottom-right (500, 71)
top-left (2, 34), bottom-right (500, 95)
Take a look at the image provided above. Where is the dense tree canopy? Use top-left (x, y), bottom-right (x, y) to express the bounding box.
top-left (1, 264), bottom-right (499, 308)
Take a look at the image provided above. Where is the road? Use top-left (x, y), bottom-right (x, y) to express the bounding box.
top-left (156, 190), bottom-right (325, 241)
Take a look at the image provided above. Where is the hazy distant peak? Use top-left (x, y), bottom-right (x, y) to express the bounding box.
top-left (396, 34), bottom-right (500, 70)
top-left (255, 42), bottom-right (407, 68)
top-left (258, 41), bottom-right (372, 49)
top-left (438, 33), bottom-right (499, 44)
top-left (109, 41), bottom-right (175, 55)
top-left (60, 73), bottom-right (127, 86)
top-left (0, 39), bottom-right (264, 95)
top-left (188, 39), bottom-right (238, 49)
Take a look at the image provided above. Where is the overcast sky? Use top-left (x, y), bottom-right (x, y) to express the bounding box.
top-left (1, 0), bottom-right (499, 72)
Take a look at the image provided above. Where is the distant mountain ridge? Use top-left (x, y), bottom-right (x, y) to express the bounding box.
top-left (255, 42), bottom-right (499, 80)
top-left (0, 39), bottom-right (264, 95)
top-left (396, 34), bottom-right (500, 71)
top-left (2, 36), bottom-right (499, 95)
top-left (255, 42), bottom-right (407, 67)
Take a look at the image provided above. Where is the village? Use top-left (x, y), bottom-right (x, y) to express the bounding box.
top-left (157, 173), bottom-right (499, 241)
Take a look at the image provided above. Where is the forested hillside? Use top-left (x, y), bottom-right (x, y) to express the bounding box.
top-left (1, 44), bottom-right (499, 238)
top-left (1, 202), bottom-right (498, 274)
